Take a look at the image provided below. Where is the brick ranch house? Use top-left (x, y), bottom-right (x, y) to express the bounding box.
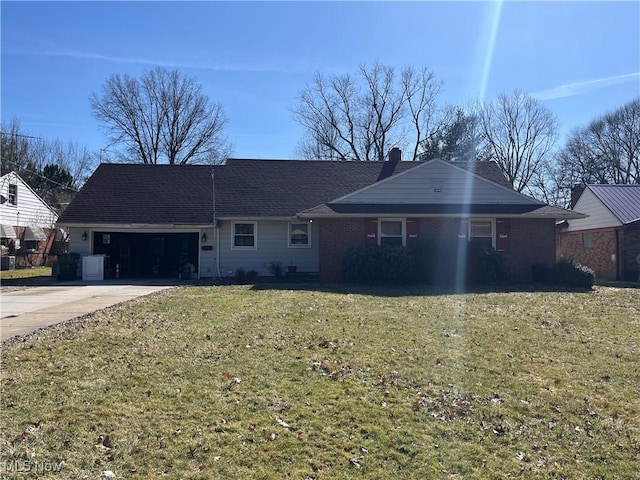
top-left (57, 148), bottom-right (583, 282)
top-left (557, 184), bottom-right (640, 282)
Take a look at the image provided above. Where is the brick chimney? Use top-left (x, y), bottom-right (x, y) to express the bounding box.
top-left (388, 147), bottom-right (401, 164)
top-left (570, 184), bottom-right (585, 209)
top-left (377, 148), bottom-right (402, 181)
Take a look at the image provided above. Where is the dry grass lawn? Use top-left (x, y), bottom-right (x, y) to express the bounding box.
top-left (1, 284), bottom-right (639, 479)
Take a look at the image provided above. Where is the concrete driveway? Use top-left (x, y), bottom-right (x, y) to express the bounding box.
top-left (1, 280), bottom-right (176, 342)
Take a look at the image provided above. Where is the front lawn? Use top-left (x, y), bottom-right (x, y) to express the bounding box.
top-left (1, 285), bottom-right (639, 479)
top-left (0, 266), bottom-right (53, 287)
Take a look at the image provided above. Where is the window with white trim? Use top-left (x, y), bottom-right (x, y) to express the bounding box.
top-left (469, 219), bottom-right (494, 250)
top-left (289, 222), bottom-right (310, 247)
top-left (379, 219), bottom-right (405, 246)
top-left (232, 222), bottom-right (257, 249)
top-left (24, 240), bottom-right (39, 252)
top-left (8, 184), bottom-right (17, 206)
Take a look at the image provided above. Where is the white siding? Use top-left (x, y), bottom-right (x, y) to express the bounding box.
top-left (566, 188), bottom-right (621, 232)
top-left (218, 220), bottom-right (319, 277)
top-left (67, 227), bottom-right (93, 278)
top-left (334, 160), bottom-right (540, 206)
top-left (0, 173), bottom-right (58, 227)
top-left (199, 227), bottom-right (216, 278)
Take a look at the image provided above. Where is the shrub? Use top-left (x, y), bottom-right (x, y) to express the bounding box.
top-left (234, 268), bottom-right (247, 284)
top-left (245, 269), bottom-right (259, 283)
top-left (234, 268), bottom-right (259, 284)
top-left (341, 245), bottom-right (417, 284)
top-left (267, 261), bottom-right (284, 280)
top-left (551, 259), bottom-right (595, 289)
top-left (531, 263), bottom-right (551, 283)
top-left (467, 243), bottom-right (509, 284)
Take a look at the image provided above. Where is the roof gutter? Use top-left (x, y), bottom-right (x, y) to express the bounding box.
top-left (56, 223), bottom-right (214, 229)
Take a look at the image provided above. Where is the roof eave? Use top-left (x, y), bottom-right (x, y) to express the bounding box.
top-left (56, 222), bottom-right (214, 229)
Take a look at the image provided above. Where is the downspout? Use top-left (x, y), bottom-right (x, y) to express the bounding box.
top-left (212, 168), bottom-right (222, 278)
top-left (615, 228), bottom-right (620, 281)
top-left (198, 230), bottom-right (202, 280)
top-left (216, 225), bottom-right (221, 278)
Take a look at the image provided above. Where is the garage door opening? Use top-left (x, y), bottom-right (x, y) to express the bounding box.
top-left (92, 232), bottom-right (199, 279)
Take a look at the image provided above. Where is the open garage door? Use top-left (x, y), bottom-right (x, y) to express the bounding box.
top-left (92, 231), bottom-right (199, 279)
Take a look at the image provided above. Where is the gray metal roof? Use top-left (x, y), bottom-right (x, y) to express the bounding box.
top-left (588, 185), bottom-right (640, 225)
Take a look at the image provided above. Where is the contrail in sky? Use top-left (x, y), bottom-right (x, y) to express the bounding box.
top-left (9, 47), bottom-right (308, 74)
top-left (533, 72), bottom-right (640, 100)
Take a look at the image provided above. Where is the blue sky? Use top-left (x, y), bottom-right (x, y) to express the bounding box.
top-left (2, 1), bottom-right (639, 160)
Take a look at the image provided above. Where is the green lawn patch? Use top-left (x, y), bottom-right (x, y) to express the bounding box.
top-left (0, 267), bottom-right (53, 287)
top-left (1, 285), bottom-right (639, 479)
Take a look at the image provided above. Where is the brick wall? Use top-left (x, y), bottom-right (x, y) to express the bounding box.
top-left (557, 228), bottom-right (617, 280)
top-left (622, 226), bottom-right (640, 281)
top-left (5, 226), bottom-right (58, 268)
top-left (318, 217), bottom-right (557, 283)
top-left (318, 218), bottom-right (366, 282)
top-left (508, 218), bottom-right (557, 281)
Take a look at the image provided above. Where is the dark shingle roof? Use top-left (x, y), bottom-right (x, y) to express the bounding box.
top-left (57, 164), bottom-right (217, 225)
top-left (58, 159), bottom-right (511, 225)
top-left (588, 185), bottom-right (640, 225)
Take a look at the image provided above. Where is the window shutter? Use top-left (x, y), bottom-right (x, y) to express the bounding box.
top-left (365, 218), bottom-right (378, 245)
top-left (406, 219), bottom-right (420, 247)
top-left (496, 219), bottom-right (511, 253)
top-left (458, 219), bottom-right (469, 240)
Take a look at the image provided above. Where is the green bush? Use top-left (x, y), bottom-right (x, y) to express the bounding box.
top-left (531, 263), bottom-right (551, 283)
top-left (467, 242), bottom-right (509, 284)
top-left (341, 245), bottom-right (417, 284)
top-left (267, 261), bottom-right (284, 280)
top-left (550, 259), bottom-right (595, 289)
top-left (234, 268), bottom-right (259, 284)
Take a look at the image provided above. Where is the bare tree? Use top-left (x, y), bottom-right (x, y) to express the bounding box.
top-left (1, 119), bottom-right (30, 176)
top-left (550, 97), bottom-right (640, 201)
top-left (401, 67), bottom-right (444, 162)
top-left (479, 91), bottom-right (559, 194)
top-left (292, 62), bottom-right (445, 161)
top-left (91, 67), bottom-right (231, 165)
top-left (1, 119), bottom-right (96, 211)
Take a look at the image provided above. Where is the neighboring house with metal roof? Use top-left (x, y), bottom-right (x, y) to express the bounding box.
top-left (557, 184), bottom-right (640, 281)
top-left (57, 148), bottom-right (583, 282)
top-left (0, 171), bottom-right (59, 268)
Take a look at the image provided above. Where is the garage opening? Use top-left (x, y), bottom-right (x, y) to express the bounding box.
top-left (92, 232), bottom-right (199, 278)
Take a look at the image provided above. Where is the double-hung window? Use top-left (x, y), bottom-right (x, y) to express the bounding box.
top-left (379, 219), bottom-right (405, 246)
top-left (469, 219), bottom-right (494, 250)
top-left (289, 222), bottom-right (310, 247)
top-left (8, 184), bottom-right (17, 206)
top-left (232, 222), bottom-right (257, 249)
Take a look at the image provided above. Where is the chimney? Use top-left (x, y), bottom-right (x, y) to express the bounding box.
top-left (570, 184), bottom-right (585, 209)
top-left (388, 147), bottom-right (401, 164)
top-left (377, 148), bottom-right (402, 182)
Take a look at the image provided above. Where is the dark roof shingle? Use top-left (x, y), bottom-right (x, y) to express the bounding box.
top-left (58, 159), bottom-right (511, 225)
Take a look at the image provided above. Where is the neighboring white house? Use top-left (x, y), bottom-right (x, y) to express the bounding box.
top-left (0, 171), bottom-right (59, 267)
